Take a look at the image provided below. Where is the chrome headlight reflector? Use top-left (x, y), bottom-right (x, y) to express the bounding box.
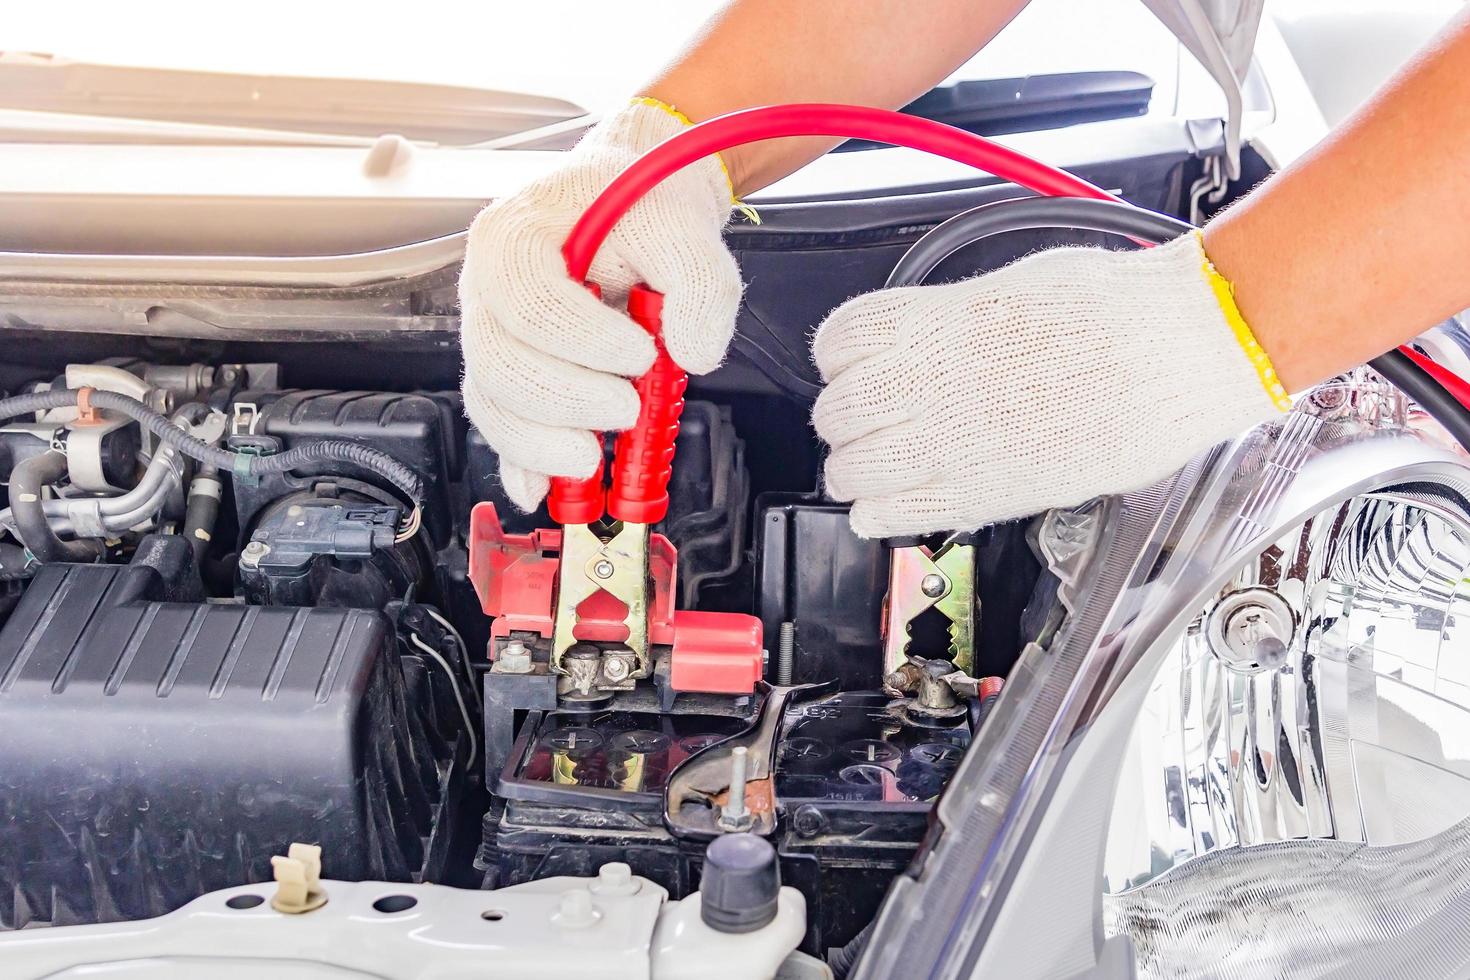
top-left (860, 377), bottom-right (1470, 980)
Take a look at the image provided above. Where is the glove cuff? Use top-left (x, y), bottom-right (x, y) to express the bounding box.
top-left (584, 98), bottom-right (747, 222)
top-left (1188, 231), bottom-right (1292, 411)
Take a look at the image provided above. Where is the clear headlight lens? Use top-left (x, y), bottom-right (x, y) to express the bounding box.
top-left (1107, 490), bottom-right (1470, 978)
top-left (858, 377), bottom-right (1470, 980)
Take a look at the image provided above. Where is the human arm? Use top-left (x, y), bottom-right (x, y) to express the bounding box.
top-left (644, 0), bottom-right (1029, 195)
top-left (1205, 6), bottom-right (1470, 392)
top-left (813, 9), bottom-right (1470, 536)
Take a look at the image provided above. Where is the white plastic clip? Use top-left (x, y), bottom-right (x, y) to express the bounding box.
top-left (270, 842), bottom-right (327, 914)
top-left (231, 402), bottom-right (260, 437)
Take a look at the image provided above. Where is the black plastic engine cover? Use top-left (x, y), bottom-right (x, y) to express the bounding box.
top-left (0, 560), bottom-right (454, 929)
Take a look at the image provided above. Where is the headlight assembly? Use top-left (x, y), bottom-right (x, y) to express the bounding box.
top-left (859, 373), bottom-right (1470, 980)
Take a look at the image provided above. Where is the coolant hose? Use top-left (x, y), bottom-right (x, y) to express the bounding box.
top-left (10, 451), bottom-right (104, 564)
top-left (184, 470), bottom-right (222, 569)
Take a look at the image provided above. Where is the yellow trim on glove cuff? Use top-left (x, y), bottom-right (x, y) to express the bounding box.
top-left (1194, 231), bottom-right (1291, 411)
top-left (632, 96), bottom-right (760, 224)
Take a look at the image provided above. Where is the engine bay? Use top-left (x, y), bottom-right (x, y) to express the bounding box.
top-left (0, 352), bottom-right (1048, 957)
top-left (0, 106), bottom-right (1271, 970)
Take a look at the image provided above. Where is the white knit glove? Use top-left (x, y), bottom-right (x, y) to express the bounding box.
top-left (811, 233), bottom-right (1290, 538)
top-left (459, 99), bottom-right (741, 511)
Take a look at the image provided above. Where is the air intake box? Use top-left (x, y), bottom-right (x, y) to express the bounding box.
top-left (0, 559), bottom-right (457, 929)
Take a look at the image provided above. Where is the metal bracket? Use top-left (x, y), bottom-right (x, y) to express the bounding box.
top-left (230, 401), bottom-right (261, 437)
top-left (1188, 152), bottom-right (1230, 226)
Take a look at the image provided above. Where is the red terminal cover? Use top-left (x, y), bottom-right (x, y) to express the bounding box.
top-left (669, 610), bottom-right (764, 694)
top-left (468, 502), bottom-right (763, 695)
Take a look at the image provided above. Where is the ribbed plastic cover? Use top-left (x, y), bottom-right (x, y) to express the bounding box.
top-left (0, 562), bottom-right (450, 929)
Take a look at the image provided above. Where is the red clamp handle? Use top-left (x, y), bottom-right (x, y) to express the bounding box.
top-left (547, 284), bottom-right (686, 526)
top-left (548, 457), bottom-right (605, 525)
top-left (548, 281), bottom-right (608, 525)
top-left (610, 286), bottom-right (686, 524)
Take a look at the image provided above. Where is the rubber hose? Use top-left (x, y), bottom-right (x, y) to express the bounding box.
top-left (888, 197), bottom-right (1470, 454)
top-left (0, 389), bottom-right (423, 506)
top-left (9, 451), bottom-right (104, 563)
top-left (884, 197), bottom-right (1193, 289)
top-left (183, 472), bottom-right (222, 568)
top-left (829, 921), bottom-right (875, 979)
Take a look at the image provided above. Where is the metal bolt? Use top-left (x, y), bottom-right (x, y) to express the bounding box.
top-left (560, 647), bottom-right (602, 698)
top-left (775, 621), bottom-right (795, 686)
top-left (602, 653), bottom-right (631, 683)
top-left (717, 746), bottom-right (754, 832)
top-left (240, 541), bottom-right (269, 567)
top-left (592, 559), bottom-right (615, 580)
top-left (792, 804), bottom-right (826, 839)
top-left (920, 573), bottom-right (947, 598)
top-left (884, 661), bottom-right (922, 694)
top-left (495, 640), bottom-right (533, 674)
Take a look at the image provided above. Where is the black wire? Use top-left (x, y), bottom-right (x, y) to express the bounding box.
top-left (887, 196), bottom-right (1470, 451)
top-left (885, 197), bottom-right (1193, 289)
top-left (1370, 350), bottom-right (1470, 449)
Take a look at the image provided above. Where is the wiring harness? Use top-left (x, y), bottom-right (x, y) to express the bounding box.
top-left (0, 388), bottom-right (425, 510)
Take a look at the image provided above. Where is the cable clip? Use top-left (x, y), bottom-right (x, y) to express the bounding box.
top-left (73, 386), bottom-right (102, 427)
top-left (231, 402), bottom-right (260, 437)
top-left (232, 445), bottom-right (261, 487)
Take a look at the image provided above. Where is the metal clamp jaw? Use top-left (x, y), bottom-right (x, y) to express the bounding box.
top-left (469, 285), bottom-right (763, 701)
top-left (881, 533), bottom-right (978, 679)
top-left (468, 503), bottom-right (763, 701)
top-left (552, 519), bottom-right (652, 684)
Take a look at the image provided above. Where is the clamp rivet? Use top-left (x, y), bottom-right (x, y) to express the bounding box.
top-left (920, 573), bottom-right (947, 598)
top-left (592, 560), bottom-right (615, 580)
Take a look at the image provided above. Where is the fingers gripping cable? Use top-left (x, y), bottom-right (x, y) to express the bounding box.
top-left (887, 195), bottom-right (1470, 450)
top-left (547, 103), bottom-right (1124, 524)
